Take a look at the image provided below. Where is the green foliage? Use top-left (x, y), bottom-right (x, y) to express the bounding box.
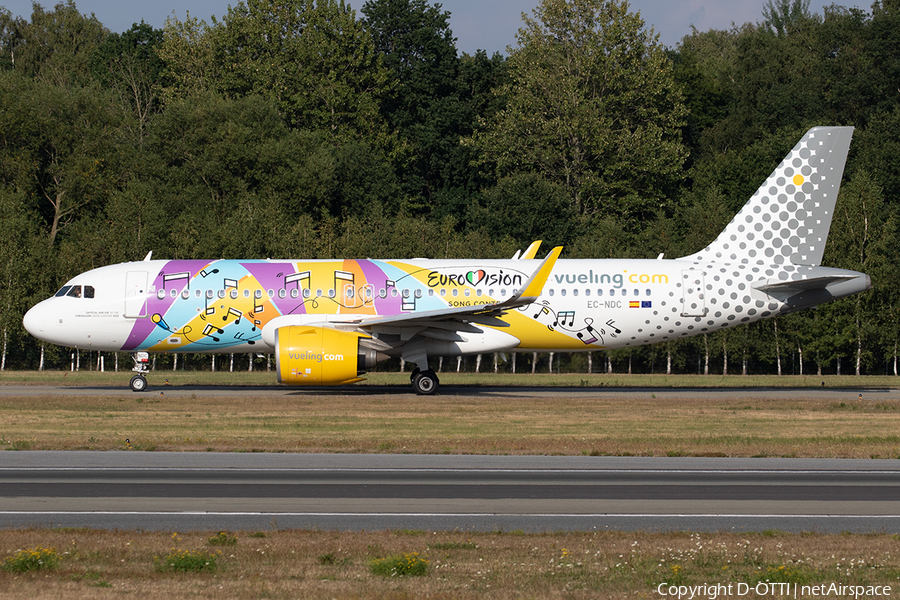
top-left (208, 531), bottom-right (237, 546)
top-left (206, 0), bottom-right (390, 138)
top-left (369, 551), bottom-right (429, 577)
top-left (1, 546), bottom-right (59, 572)
top-left (155, 549), bottom-right (218, 573)
top-left (2, 0), bottom-right (900, 375)
top-left (468, 0), bottom-right (688, 223)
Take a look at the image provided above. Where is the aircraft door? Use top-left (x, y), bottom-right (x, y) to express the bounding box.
top-left (124, 271), bottom-right (149, 318)
top-left (680, 270), bottom-right (707, 317)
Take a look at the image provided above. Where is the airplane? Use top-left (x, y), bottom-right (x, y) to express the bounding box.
top-left (22, 126), bottom-right (870, 394)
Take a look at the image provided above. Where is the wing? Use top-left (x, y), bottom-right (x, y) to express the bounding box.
top-left (352, 246), bottom-right (561, 330)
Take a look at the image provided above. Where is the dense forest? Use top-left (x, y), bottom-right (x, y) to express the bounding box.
top-left (1, 0), bottom-right (899, 376)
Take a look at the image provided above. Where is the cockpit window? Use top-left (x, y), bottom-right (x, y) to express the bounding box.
top-left (53, 285), bottom-right (94, 298)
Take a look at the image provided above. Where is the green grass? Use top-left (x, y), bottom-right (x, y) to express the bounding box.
top-left (2, 369), bottom-right (897, 389)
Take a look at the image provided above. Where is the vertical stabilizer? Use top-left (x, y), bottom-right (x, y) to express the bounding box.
top-left (681, 126), bottom-right (854, 266)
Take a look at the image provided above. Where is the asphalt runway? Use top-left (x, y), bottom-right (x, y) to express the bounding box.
top-left (1, 452), bottom-right (899, 533)
top-left (1, 383), bottom-right (896, 401)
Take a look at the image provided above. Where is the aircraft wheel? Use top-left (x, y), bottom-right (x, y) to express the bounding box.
top-left (129, 375), bottom-right (148, 393)
top-left (411, 369), bottom-right (439, 395)
top-left (409, 367), bottom-right (420, 382)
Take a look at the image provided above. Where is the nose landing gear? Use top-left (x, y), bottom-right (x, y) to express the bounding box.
top-left (130, 352), bottom-right (150, 392)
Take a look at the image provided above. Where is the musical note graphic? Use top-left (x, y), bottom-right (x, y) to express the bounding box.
top-left (334, 270), bottom-right (355, 303)
top-left (284, 271), bottom-right (310, 290)
top-left (200, 268), bottom-right (220, 278)
top-left (576, 326), bottom-right (599, 344)
top-left (202, 323), bottom-right (222, 342)
top-left (223, 307), bottom-right (242, 324)
top-left (606, 319), bottom-right (621, 336)
top-left (530, 302), bottom-right (556, 331)
top-left (576, 318), bottom-right (600, 344)
top-left (224, 278), bottom-right (238, 290)
top-left (555, 310), bottom-right (576, 328)
top-left (234, 331), bottom-right (256, 345)
top-left (162, 272), bottom-right (190, 290)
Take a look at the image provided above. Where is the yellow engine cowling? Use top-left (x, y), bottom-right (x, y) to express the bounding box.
top-left (275, 326), bottom-right (382, 386)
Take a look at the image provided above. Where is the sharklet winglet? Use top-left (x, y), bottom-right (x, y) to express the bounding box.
top-left (515, 246), bottom-right (562, 303)
top-left (521, 240), bottom-right (543, 260)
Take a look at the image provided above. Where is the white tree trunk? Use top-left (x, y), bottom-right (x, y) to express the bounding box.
top-left (722, 338), bottom-right (728, 376)
top-left (774, 320), bottom-right (782, 376)
top-left (703, 334), bottom-right (709, 375)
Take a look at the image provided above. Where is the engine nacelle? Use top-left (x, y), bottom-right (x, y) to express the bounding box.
top-left (275, 326), bottom-right (383, 386)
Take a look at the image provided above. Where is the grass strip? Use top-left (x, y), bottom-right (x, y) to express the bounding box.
top-left (1, 528), bottom-right (898, 599)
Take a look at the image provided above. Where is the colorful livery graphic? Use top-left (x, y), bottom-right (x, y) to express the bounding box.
top-left (24, 127), bottom-right (871, 394)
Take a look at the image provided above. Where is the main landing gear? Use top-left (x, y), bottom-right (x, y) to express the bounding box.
top-left (410, 368), bottom-right (439, 395)
top-left (130, 351), bottom-right (150, 392)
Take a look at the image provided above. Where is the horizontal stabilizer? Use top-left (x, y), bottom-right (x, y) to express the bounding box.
top-left (754, 275), bottom-right (855, 299)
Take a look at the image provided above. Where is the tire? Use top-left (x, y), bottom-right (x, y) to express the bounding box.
top-left (129, 375), bottom-right (148, 392)
top-left (411, 369), bottom-right (439, 395)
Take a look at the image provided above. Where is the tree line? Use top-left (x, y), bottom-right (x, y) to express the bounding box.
top-left (1, 0), bottom-right (899, 376)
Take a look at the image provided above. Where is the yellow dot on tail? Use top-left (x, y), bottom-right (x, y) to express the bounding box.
top-left (793, 174), bottom-right (804, 186)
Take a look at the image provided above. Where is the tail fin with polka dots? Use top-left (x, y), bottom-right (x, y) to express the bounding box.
top-left (680, 127), bottom-right (854, 267)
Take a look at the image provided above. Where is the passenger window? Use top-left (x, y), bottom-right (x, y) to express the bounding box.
top-left (549, 289), bottom-right (555, 297)
top-left (561, 289), bottom-right (567, 297)
top-left (181, 289), bottom-right (189, 299)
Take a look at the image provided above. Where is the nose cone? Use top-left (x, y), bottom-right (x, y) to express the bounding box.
top-left (22, 302), bottom-right (47, 340)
